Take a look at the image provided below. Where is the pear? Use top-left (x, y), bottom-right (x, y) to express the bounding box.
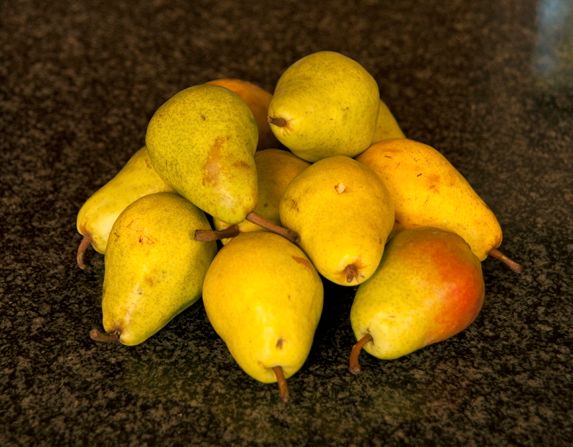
top-left (206, 78), bottom-right (281, 150)
top-left (146, 83), bottom-right (296, 242)
top-left (75, 146), bottom-right (174, 269)
top-left (356, 138), bottom-right (522, 272)
top-left (268, 51), bottom-right (380, 162)
top-left (202, 232), bottom-right (323, 402)
top-left (211, 148), bottom-right (310, 243)
top-left (371, 99), bottom-right (405, 142)
top-left (90, 192), bottom-right (216, 346)
top-left (349, 227), bottom-right (485, 373)
top-left (279, 155), bottom-right (395, 286)
top-left (146, 84), bottom-right (258, 225)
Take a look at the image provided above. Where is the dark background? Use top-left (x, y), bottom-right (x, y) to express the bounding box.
top-left (1, 0), bottom-right (572, 445)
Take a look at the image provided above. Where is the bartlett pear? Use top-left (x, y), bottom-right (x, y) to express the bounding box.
top-left (268, 51), bottom-right (380, 161)
top-left (349, 227), bottom-right (485, 372)
top-left (75, 146), bottom-right (174, 269)
top-left (91, 192), bottom-right (216, 346)
top-left (146, 84), bottom-right (259, 225)
top-left (357, 138), bottom-right (522, 272)
top-left (203, 232), bottom-right (323, 402)
top-left (279, 155), bottom-right (394, 286)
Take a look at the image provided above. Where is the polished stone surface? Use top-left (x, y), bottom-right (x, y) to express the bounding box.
top-left (1, 0), bottom-right (572, 445)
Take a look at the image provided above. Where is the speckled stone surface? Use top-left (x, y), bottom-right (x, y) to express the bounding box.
top-left (1, 0), bottom-right (572, 445)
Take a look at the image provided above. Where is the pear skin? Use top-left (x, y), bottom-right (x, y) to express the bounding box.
top-left (95, 192), bottom-right (216, 346)
top-left (279, 155), bottom-right (395, 286)
top-left (371, 99), bottom-right (405, 142)
top-left (268, 51), bottom-right (380, 162)
top-left (356, 138), bottom-right (522, 271)
top-left (202, 232), bottom-right (323, 401)
top-left (213, 148), bottom-right (310, 243)
top-left (206, 78), bottom-right (281, 150)
top-left (349, 227), bottom-right (485, 370)
top-left (76, 147), bottom-right (174, 268)
top-left (145, 84), bottom-right (259, 225)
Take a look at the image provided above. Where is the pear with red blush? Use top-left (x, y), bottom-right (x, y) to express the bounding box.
top-left (349, 227), bottom-right (485, 373)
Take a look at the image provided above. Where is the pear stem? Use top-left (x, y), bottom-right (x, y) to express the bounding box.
top-left (488, 248), bottom-right (523, 273)
top-left (349, 333), bottom-right (373, 375)
top-left (246, 212), bottom-right (299, 243)
top-left (268, 116), bottom-right (288, 128)
top-left (76, 235), bottom-right (92, 270)
top-left (194, 225), bottom-right (240, 242)
top-left (272, 365), bottom-right (289, 403)
top-left (344, 264), bottom-right (359, 283)
top-left (89, 328), bottom-right (120, 343)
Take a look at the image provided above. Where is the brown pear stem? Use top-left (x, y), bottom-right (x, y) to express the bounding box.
top-left (89, 328), bottom-right (120, 343)
top-left (272, 366), bottom-right (289, 403)
top-left (349, 333), bottom-right (373, 375)
top-left (344, 264), bottom-right (359, 283)
top-left (268, 116), bottom-right (288, 128)
top-left (488, 248), bottom-right (523, 273)
top-left (76, 235), bottom-right (92, 270)
top-left (194, 225), bottom-right (240, 242)
top-left (246, 212), bottom-right (299, 243)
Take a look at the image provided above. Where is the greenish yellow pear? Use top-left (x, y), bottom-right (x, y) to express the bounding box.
top-left (268, 51), bottom-right (380, 162)
top-left (75, 146), bottom-right (174, 269)
top-left (349, 228), bottom-right (485, 372)
top-left (202, 232), bottom-right (323, 402)
top-left (91, 192), bottom-right (216, 346)
top-left (356, 138), bottom-right (522, 272)
top-left (206, 78), bottom-right (281, 150)
top-left (279, 155), bottom-right (395, 286)
top-left (145, 84), bottom-right (259, 225)
top-left (212, 149), bottom-right (310, 243)
top-left (371, 99), bottom-right (405, 142)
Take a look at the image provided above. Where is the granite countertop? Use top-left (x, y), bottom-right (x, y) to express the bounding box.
top-left (1, 0), bottom-right (572, 445)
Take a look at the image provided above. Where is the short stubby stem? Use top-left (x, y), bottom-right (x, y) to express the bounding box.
top-left (246, 212), bottom-right (299, 243)
top-left (344, 264), bottom-right (359, 283)
top-left (76, 235), bottom-right (92, 270)
top-left (349, 333), bottom-right (373, 374)
top-left (272, 366), bottom-right (289, 403)
top-left (194, 225), bottom-right (240, 242)
top-left (488, 248), bottom-right (523, 273)
top-left (268, 116), bottom-right (288, 128)
top-left (89, 328), bottom-right (120, 343)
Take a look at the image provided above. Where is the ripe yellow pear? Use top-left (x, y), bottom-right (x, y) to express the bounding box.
top-left (212, 149), bottom-right (309, 243)
top-left (206, 78), bottom-right (281, 150)
top-left (349, 227), bottom-right (485, 372)
top-left (203, 232), bottom-right (323, 402)
top-left (371, 98), bottom-right (405, 142)
top-left (268, 51), bottom-right (380, 161)
top-left (75, 147), bottom-right (174, 269)
top-left (356, 138), bottom-right (522, 272)
top-left (279, 155), bottom-right (395, 286)
top-left (91, 192), bottom-right (216, 346)
top-left (145, 84), bottom-right (259, 225)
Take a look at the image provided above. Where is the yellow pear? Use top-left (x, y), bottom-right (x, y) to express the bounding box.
top-left (268, 51), bottom-right (380, 161)
top-left (371, 98), bottom-right (405, 142)
top-left (356, 138), bottom-right (522, 272)
top-left (145, 84), bottom-right (259, 225)
top-left (212, 149), bottom-right (309, 243)
top-left (202, 232), bottom-right (323, 402)
top-left (349, 227), bottom-right (485, 372)
top-left (91, 192), bottom-right (216, 346)
top-left (279, 155), bottom-right (395, 286)
top-left (206, 78), bottom-right (281, 150)
top-left (75, 147), bottom-right (174, 269)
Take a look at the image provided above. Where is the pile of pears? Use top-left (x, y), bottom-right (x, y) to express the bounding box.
top-left (77, 51), bottom-right (522, 402)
